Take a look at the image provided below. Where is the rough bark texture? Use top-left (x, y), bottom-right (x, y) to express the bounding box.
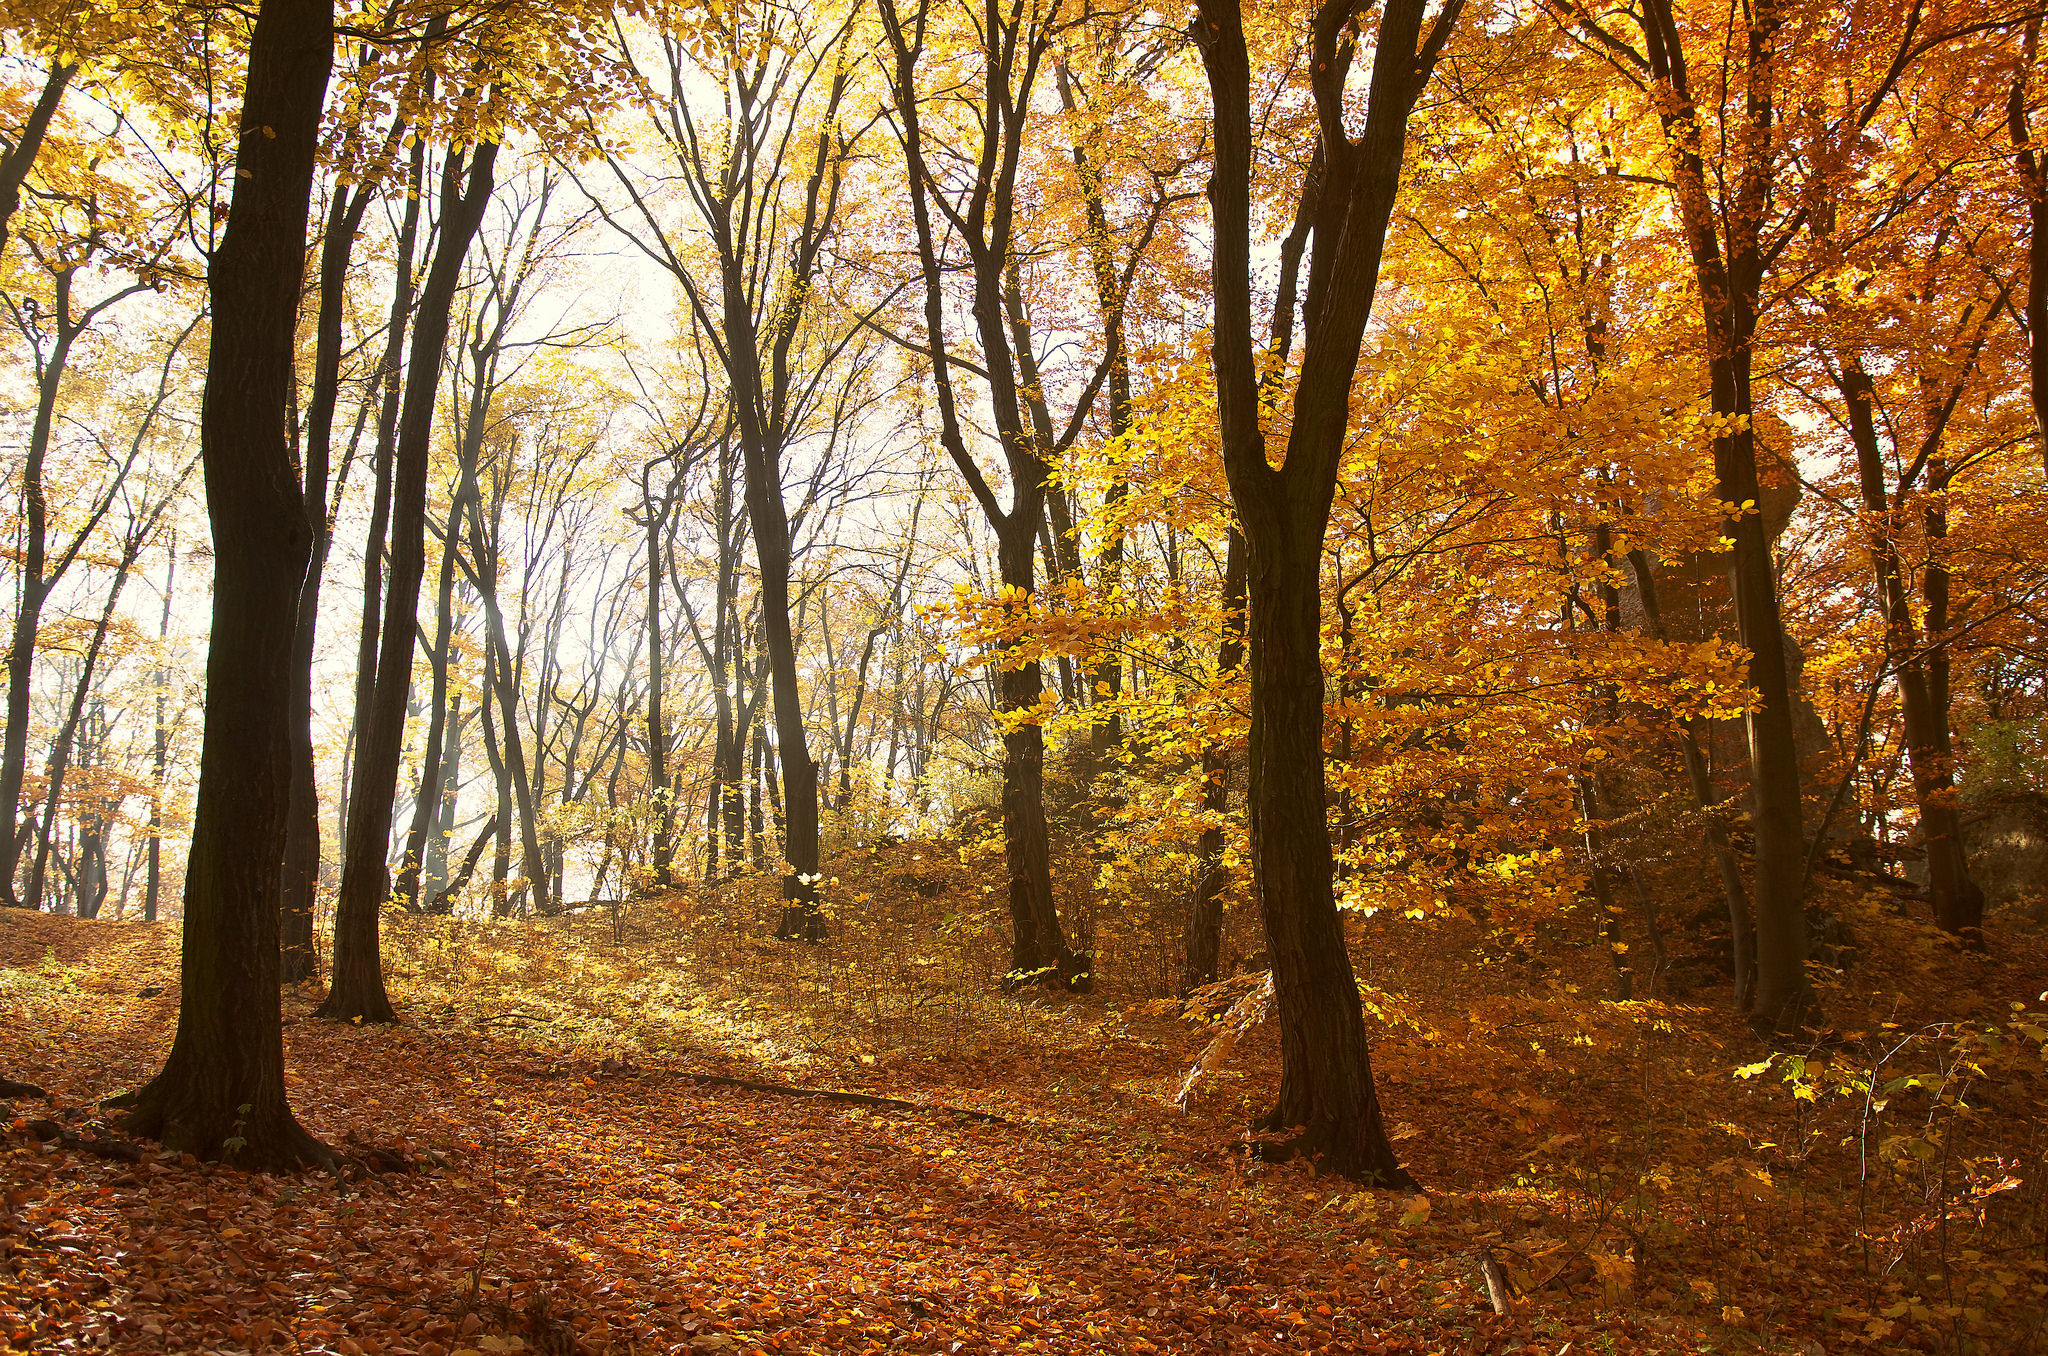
top-left (119, 0), bottom-right (334, 1170)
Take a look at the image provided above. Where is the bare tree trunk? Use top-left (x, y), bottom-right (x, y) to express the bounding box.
top-left (146, 533), bottom-right (176, 924)
top-left (1184, 530), bottom-right (1245, 992)
top-left (283, 128), bottom-right (394, 982)
top-left (322, 136), bottom-right (498, 1023)
top-left (119, 0), bottom-right (334, 1169)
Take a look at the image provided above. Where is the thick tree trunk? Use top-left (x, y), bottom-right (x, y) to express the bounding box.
top-left (1243, 536), bottom-right (1412, 1185)
top-left (321, 138), bottom-right (498, 1024)
top-left (1712, 345), bottom-right (1810, 1030)
top-left (994, 519), bottom-right (1082, 985)
top-left (119, 0), bottom-right (334, 1170)
top-left (1191, 0), bottom-right (1456, 1183)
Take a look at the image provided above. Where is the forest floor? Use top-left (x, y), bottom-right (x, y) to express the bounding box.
top-left (0, 841), bottom-right (2045, 1356)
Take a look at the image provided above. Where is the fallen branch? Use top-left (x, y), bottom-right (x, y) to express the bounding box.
top-left (1478, 1251), bottom-right (1515, 1316)
top-left (0, 1077), bottom-right (45, 1099)
top-left (674, 1072), bottom-right (1013, 1125)
top-left (555, 1061), bottom-right (1012, 1126)
top-left (26, 1118), bottom-right (145, 1163)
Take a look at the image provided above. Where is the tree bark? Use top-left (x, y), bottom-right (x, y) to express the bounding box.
top-left (1633, 0), bottom-right (1811, 1033)
top-left (146, 534), bottom-right (177, 923)
top-left (0, 58), bottom-right (75, 259)
top-left (2012, 18), bottom-right (2048, 476)
top-left (1837, 360), bottom-right (1984, 941)
top-left (880, 0), bottom-right (1087, 987)
top-left (1626, 549), bottom-right (1757, 1003)
top-left (119, 0), bottom-right (334, 1170)
top-left (1190, 0), bottom-right (1458, 1183)
top-left (283, 150), bottom-right (388, 982)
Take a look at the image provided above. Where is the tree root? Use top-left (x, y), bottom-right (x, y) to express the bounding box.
top-left (1245, 1112), bottom-right (1417, 1189)
top-left (0, 1076), bottom-right (46, 1099)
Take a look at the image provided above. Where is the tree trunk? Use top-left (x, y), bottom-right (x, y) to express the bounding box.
top-left (146, 535), bottom-right (176, 923)
top-left (393, 490), bottom-right (467, 909)
top-left (2013, 19), bottom-right (2048, 475)
top-left (1839, 361), bottom-right (1984, 941)
top-left (1634, 0), bottom-right (1809, 1033)
top-left (321, 137), bottom-right (498, 1024)
top-left (1184, 529), bottom-right (1245, 992)
top-left (421, 692), bottom-right (464, 900)
top-left (0, 280), bottom-right (79, 907)
top-left (1191, 0), bottom-right (1458, 1183)
top-left (641, 466), bottom-right (675, 888)
top-left (283, 158), bottom-right (385, 982)
top-left (119, 0), bottom-right (334, 1170)
top-left (1626, 549), bottom-right (1756, 1003)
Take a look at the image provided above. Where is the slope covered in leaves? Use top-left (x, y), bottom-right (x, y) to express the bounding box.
top-left (2, 844), bottom-right (2045, 1355)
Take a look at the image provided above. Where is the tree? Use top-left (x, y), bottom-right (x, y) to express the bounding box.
top-left (580, 0), bottom-right (878, 940)
top-left (880, 0), bottom-right (1103, 989)
top-left (117, 0), bottom-right (335, 1169)
top-left (1190, 0), bottom-right (1460, 1183)
top-left (320, 113), bottom-right (500, 1024)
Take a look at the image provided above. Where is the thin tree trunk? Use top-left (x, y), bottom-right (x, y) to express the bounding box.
top-left (393, 489), bottom-right (468, 908)
top-left (283, 148), bottom-right (389, 982)
top-left (1185, 529), bottom-right (1245, 992)
top-left (0, 58), bottom-right (75, 259)
top-left (1838, 360), bottom-right (1985, 940)
top-left (145, 532), bottom-right (177, 924)
top-left (321, 136), bottom-right (499, 1023)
